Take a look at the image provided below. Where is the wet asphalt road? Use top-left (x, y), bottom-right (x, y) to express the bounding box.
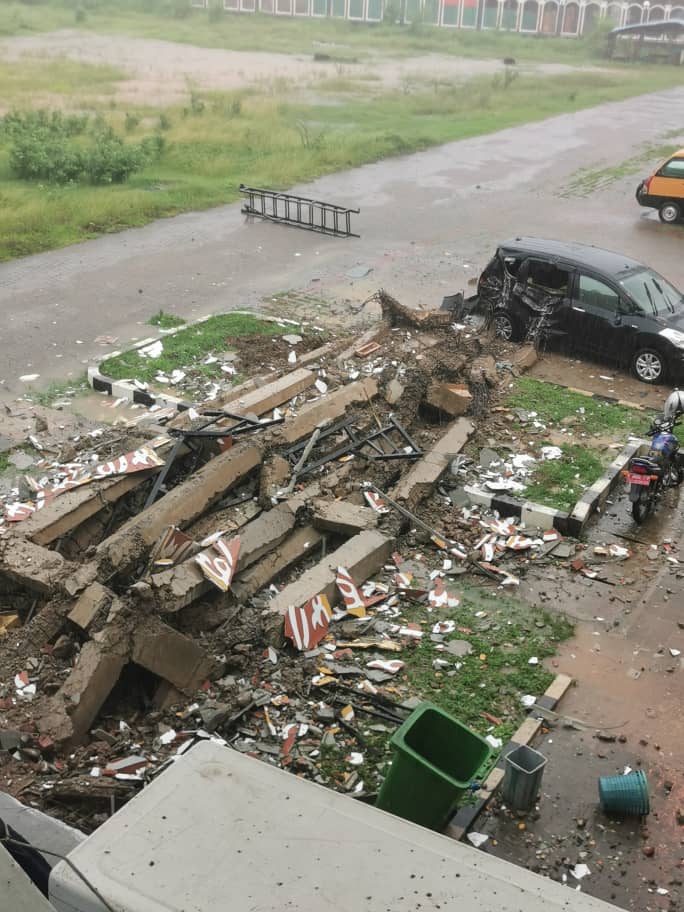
top-left (1, 85), bottom-right (684, 395)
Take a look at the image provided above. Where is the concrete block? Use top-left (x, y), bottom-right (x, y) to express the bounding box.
top-left (153, 680), bottom-right (186, 711)
top-left (311, 499), bottom-right (378, 536)
top-left (512, 344), bottom-right (538, 372)
top-left (226, 368), bottom-right (314, 418)
top-left (267, 530), bottom-right (392, 615)
top-left (22, 474), bottom-right (150, 547)
top-left (278, 378), bottom-right (378, 445)
top-left (391, 418), bottom-right (474, 509)
top-left (42, 639), bottom-right (127, 744)
top-left (385, 379), bottom-right (404, 406)
top-left (296, 342), bottom-right (335, 366)
top-left (97, 440), bottom-right (263, 576)
top-left (425, 382), bottom-right (472, 417)
top-left (132, 619), bottom-right (216, 693)
top-left (510, 717), bottom-right (542, 746)
top-left (0, 539), bottom-right (76, 595)
top-left (232, 525), bottom-right (323, 600)
top-left (67, 582), bottom-right (112, 631)
top-left (544, 673), bottom-right (573, 704)
top-left (483, 766), bottom-right (505, 792)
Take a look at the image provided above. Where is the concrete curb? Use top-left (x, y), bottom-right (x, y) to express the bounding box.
top-left (445, 673), bottom-right (573, 841)
top-left (464, 439), bottom-right (644, 537)
top-left (86, 310), bottom-right (295, 411)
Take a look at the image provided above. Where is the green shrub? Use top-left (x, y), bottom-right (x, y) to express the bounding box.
top-left (4, 108), bottom-right (165, 185)
top-left (125, 112), bottom-right (140, 132)
top-left (9, 135), bottom-right (83, 183)
top-left (84, 138), bottom-right (140, 184)
top-left (158, 112), bottom-right (172, 130)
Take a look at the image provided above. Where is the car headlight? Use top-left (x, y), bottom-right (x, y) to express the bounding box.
top-left (659, 328), bottom-right (684, 348)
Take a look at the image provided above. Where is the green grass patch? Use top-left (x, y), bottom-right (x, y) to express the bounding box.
top-left (100, 312), bottom-right (287, 382)
top-left (522, 443), bottom-right (606, 512)
top-left (2, 64), bottom-right (682, 260)
top-left (0, 58), bottom-right (125, 107)
top-left (147, 309), bottom-right (186, 329)
top-left (561, 139), bottom-right (683, 197)
top-left (507, 376), bottom-right (649, 437)
top-left (400, 584), bottom-right (573, 743)
top-left (0, 453), bottom-right (10, 473)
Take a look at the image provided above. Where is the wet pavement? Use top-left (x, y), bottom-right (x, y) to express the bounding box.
top-left (0, 86), bottom-right (684, 396)
top-left (477, 481), bottom-right (684, 911)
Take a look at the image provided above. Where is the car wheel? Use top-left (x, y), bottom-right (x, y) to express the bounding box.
top-left (493, 312), bottom-right (522, 342)
top-left (632, 348), bottom-right (665, 384)
top-left (635, 180), bottom-right (646, 203)
top-left (658, 201), bottom-right (681, 224)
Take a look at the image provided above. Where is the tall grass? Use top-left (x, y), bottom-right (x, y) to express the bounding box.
top-left (0, 58), bottom-right (126, 104)
top-left (0, 0), bottom-right (618, 64)
top-left (0, 65), bottom-right (681, 261)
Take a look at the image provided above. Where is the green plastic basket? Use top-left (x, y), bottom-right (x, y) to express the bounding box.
top-left (376, 703), bottom-right (492, 831)
top-left (599, 770), bottom-right (650, 816)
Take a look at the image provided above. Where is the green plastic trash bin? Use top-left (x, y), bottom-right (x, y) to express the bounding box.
top-left (376, 703), bottom-right (492, 831)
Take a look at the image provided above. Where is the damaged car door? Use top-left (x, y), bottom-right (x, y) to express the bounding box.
top-left (512, 257), bottom-right (575, 345)
top-left (568, 272), bottom-right (632, 359)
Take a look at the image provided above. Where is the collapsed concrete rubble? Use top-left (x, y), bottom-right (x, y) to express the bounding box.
top-left (0, 292), bottom-right (601, 835)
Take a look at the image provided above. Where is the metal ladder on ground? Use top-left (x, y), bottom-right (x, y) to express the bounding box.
top-left (239, 184), bottom-right (360, 238)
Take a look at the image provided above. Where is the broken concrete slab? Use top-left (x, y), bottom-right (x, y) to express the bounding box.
top-left (385, 379), bottom-right (404, 406)
top-left (232, 525), bottom-right (323, 600)
top-left (311, 499), bottom-right (378, 536)
top-left (97, 441), bottom-right (263, 577)
top-left (425, 382), bottom-right (472, 417)
top-left (267, 530), bottom-right (392, 616)
top-left (391, 418), bottom-right (474, 509)
top-left (0, 539), bottom-right (76, 596)
top-left (277, 378), bottom-right (378, 445)
top-left (469, 355), bottom-right (498, 386)
top-left (259, 454), bottom-right (291, 503)
top-left (131, 619), bottom-right (217, 693)
top-left (40, 636), bottom-right (128, 745)
top-left (67, 582), bottom-right (112, 631)
top-left (22, 474), bottom-right (153, 547)
top-left (512, 344), bottom-right (538, 372)
top-left (149, 495), bottom-right (309, 612)
top-left (221, 367), bottom-right (314, 420)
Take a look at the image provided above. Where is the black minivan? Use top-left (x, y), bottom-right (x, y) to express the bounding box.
top-left (478, 237), bottom-right (684, 384)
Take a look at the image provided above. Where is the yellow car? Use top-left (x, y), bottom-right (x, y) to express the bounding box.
top-left (637, 148), bottom-right (684, 224)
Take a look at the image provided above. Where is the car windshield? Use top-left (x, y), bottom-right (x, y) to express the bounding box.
top-left (620, 269), bottom-right (683, 316)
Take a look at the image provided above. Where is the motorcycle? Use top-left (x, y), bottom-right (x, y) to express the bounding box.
top-left (623, 414), bottom-right (683, 523)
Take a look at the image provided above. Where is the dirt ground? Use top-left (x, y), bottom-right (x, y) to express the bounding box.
top-left (476, 477), bottom-right (684, 911)
top-left (0, 29), bottom-right (610, 109)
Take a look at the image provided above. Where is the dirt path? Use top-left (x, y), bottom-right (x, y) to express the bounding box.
top-left (478, 481), bottom-right (684, 910)
top-left (0, 29), bottom-right (608, 107)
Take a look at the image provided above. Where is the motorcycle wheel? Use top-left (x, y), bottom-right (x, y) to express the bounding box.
top-left (631, 492), bottom-right (653, 524)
